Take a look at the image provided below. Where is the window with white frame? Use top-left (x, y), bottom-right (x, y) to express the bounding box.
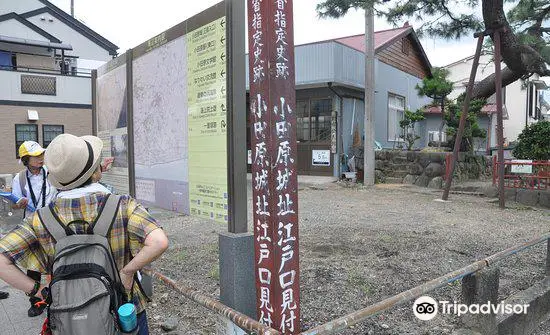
top-left (43, 125), bottom-right (64, 147)
top-left (388, 94), bottom-right (406, 141)
top-left (15, 124), bottom-right (38, 158)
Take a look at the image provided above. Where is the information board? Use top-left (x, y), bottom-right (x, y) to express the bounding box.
top-left (187, 17), bottom-right (228, 223)
top-left (95, 55), bottom-right (130, 194)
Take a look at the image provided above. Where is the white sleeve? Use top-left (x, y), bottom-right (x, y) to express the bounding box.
top-left (11, 173), bottom-right (24, 198)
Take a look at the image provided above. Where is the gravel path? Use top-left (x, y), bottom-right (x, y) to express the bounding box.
top-left (144, 181), bottom-right (550, 334)
top-left (4, 181), bottom-right (549, 334)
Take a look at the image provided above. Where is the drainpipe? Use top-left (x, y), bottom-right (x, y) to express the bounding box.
top-left (327, 82), bottom-right (343, 178)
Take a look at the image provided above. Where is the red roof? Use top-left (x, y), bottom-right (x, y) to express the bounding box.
top-left (334, 26), bottom-right (411, 53)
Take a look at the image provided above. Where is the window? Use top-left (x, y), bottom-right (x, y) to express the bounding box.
top-left (15, 124), bottom-right (38, 157)
top-left (43, 125), bottom-right (64, 147)
top-left (388, 94), bottom-right (406, 142)
top-left (295, 98), bottom-right (332, 143)
top-left (310, 99), bottom-right (332, 142)
top-left (428, 130), bottom-right (447, 144)
top-left (296, 100), bottom-right (309, 141)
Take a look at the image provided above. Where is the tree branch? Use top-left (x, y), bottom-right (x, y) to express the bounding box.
top-left (471, 67), bottom-right (522, 100)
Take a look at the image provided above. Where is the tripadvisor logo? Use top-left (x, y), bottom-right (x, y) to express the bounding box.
top-left (413, 296), bottom-right (529, 321)
top-left (413, 296), bottom-right (438, 321)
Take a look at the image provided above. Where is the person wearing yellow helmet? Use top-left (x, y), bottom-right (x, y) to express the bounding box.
top-left (12, 141), bottom-right (56, 215)
top-left (10, 141), bottom-right (57, 317)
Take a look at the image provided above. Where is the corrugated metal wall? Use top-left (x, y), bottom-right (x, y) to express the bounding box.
top-left (245, 41), bottom-right (365, 89)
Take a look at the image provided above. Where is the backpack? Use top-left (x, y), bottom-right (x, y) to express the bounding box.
top-left (37, 194), bottom-right (135, 335)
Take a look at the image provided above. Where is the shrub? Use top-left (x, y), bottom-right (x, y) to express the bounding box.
top-left (513, 121), bottom-right (550, 160)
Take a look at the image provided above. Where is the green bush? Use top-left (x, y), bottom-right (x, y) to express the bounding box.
top-left (513, 121), bottom-right (550, 160)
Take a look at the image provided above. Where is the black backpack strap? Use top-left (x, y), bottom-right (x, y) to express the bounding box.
top-left (92, 194), bottom-right (121, 237)
top-left (37, 206), bottom-right (72, 242)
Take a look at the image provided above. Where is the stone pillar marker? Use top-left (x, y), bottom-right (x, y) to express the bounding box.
top-left (461, 267), bottom-right (499, 334)
top-left (247, 0), bottom-right (301, 333)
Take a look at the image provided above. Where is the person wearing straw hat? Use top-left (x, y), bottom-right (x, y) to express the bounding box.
top-left (0, 134), bottom-right (168, 334)
top-left (10, 140), bottom-right (57, 316)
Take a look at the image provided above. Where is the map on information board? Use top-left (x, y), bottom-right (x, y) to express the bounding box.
top-left (132, 36), bottom-right (189, 213)
top-left (96, 62), bottom-right (130, 194)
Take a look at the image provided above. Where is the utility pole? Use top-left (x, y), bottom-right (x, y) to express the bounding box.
top-left (70, 0), bottom-right (74, 17)
top-left (363, 4), bottom-right (375, 186)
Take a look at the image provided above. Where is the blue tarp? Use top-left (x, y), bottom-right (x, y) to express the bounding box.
top-left (0, 51), bottom-right (12, 69)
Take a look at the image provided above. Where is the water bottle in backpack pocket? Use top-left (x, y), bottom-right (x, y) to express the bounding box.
top-left (117, 302), bottom-right (138, 333)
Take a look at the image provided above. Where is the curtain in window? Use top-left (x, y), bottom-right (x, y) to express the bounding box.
top-left (0, 51), bottom-right (12, 69)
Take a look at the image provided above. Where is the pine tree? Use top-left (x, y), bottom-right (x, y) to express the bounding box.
top-left (415, 68), bottom-right (453, 148)
top-left (316, 0), bottom-right (550, 99)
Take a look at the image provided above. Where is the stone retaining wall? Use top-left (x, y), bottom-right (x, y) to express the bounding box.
top-left (349, 148), bottom-right (493, 188)
top-left (483, 186), bottom-right (550, 209)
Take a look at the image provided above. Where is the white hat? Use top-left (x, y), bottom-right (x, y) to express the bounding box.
top-left (45, 134), bottom-right (103, 191)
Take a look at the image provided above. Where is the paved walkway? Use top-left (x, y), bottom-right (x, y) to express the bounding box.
top-left (0, 280), bottom-right (44, 335)
top-left (0, 207), bottom-right (45, 335)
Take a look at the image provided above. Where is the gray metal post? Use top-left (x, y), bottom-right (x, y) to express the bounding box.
top-left (461, 267), bottom-right (500, 334)
top-left (125, 49), bottom-right (136, 198)
top-left (219, 0), bottom-right (256, 323)
top-left (91, 69), bottom-right (97, 135)
top-left (226, 0), bottom-right (247, 234)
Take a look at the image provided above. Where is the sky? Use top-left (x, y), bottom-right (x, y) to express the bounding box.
top-left (47, 0), bottom-right (480, 67)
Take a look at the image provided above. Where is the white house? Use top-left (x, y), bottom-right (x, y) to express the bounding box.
top-left (0, 0), bottom-right (118, 173)
top-left (443, 53), bottom-right (548, 150)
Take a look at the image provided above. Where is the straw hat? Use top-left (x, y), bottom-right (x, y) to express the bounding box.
top-left (45, 134), bottom-right (103, 191)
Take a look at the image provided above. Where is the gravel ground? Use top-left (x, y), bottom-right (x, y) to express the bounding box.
top-left (143, 181), bottom-right (550, 335)
top-left (3, 182), bottom-right (549, 334)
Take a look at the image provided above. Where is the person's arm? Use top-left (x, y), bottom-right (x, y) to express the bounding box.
top-left (119, 228), bottom-right (168, 290)
top-left (0, 254), bottom-right (46, 298)
top-left (11, 174), bottom-right (28, 209)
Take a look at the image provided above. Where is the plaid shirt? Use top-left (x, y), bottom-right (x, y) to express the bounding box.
top-left (0, 192), bottom-right (160, 313)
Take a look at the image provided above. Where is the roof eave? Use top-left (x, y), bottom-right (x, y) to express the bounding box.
top-left (24, 2), bottom-right (118, 54)
top-left (0, 12), bottom-right (61, 43)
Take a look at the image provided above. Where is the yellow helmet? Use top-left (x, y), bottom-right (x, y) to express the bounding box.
top-left (18, 141), bottom-right (45, 158)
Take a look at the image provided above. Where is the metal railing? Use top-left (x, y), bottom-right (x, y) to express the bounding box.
top-left (0, 65), bottom-right (92, 77)
top-left (145, 232), bottom-right (550, 335)
top-left (141, 268), bottom-right (282, 335)
top-left (492, 156), bottom-right (550, 190)
top-left (301, 232), bottom-right (550, 334)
